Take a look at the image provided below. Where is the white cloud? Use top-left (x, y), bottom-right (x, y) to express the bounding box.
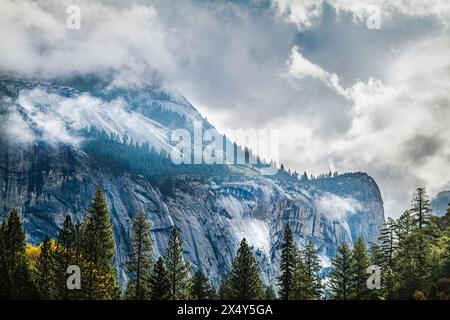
top-left (0, 0), bottom-right (175, 82)
top-left (317, 193), bottom-right (362, 221)
top-left (1, 0), bottom-right (449, 218)
top-left (283, 34), bottom-right (450, 217)
top-left (274, 0), bottom-right (450, 29)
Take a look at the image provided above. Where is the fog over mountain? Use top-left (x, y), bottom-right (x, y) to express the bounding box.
top-left (0, 0), bottom-right (449, 219)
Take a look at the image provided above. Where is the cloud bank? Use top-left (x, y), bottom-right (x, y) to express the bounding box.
top-left (1, 0), bottom-right (449, 217)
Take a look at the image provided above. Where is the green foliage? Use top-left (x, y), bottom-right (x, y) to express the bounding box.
top-left (264, 285), bottom-right (277, 300)
top-left (229, 238), bottom-right (264, 300)
top-left (377, 218), bottom-right (397, 269)
top-left (191, 270), bottom-right (216, 300)
top-left (302, 240), bottom-right (323, 299)
top-left (349, 238), bottom-right (370, 300)
top-left (35, 236), bottom-right (58, 299)
top-left (277, 225), bottom-right (297, 300)
top-left (0, 209), bottom-right (36, 299)
top-left (80, 186), bottom-right (120, 300)
top-left (291, 257), bottom-right (309, 299)
top-left (82, 127), bottom-right (230, 179)
top-left (328, 243), bottom-right (353, 300)
top-left (55, 215), bottom-right (81, 300)
top-left (165, 228), bottom-right (191, 300)
top-left (125, 213), bottom-right (153, 300)
top-left (150, 257), bottom-right (171, 300)
top-left (218, 276), bottom-right (233, 300)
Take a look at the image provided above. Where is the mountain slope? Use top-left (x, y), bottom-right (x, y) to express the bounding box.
top-left (0, 75), bottom-right (385, 287)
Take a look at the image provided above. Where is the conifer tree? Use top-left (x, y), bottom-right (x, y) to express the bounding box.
top-left (329, 243), bottom-right (353, 300)
top-left (0, 209), bottom-right (36, 299)
top-left (218, 276), bottom-right (233, 300)
top-left (36, 236), bottom-right (58, 299)
top-left (229, 238), bottom-right (264, 299)
top-left (302, 240), bottom-right (323, 299)
top-left (191, 270), bottom-right (215, 300)
top-left (278, 225), bottom-right (297, 300)
top-left (55, 215), bottom-right (79, 300)
top-left (0, 222), bottom-right (6, 299)
top-left (264, 285), bottom-right (277, 300)
top-left (150, 257), bottom-right (171, 300)
top-left (410, 187), bottom-right (432, 229)
top-left (126, 213), bottom-right (153, 300)
top-left (377, 218), bottom-right (397, 269)
top-left (350, 238), bottom-right (370, 300)
top-left (291, 257), bottom-right (309, 299)
top-left (80, 186), bottom-right (120, 300)
top-left (395, 210), bottom-right (416, 241)
top-left (164, 228), bottom-right (191, 300)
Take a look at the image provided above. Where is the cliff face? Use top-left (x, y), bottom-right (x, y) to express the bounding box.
top-left (0, 139), bottom-right (384, 287)
top-left (0, 75), bottom-right (385, 287)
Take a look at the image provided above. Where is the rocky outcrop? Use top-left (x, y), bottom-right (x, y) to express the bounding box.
top-left (0, 75), bottom-right (385, 288)
top-left (0, 139), bottom-right (384, 287)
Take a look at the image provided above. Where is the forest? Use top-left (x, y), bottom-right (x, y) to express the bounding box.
top-left (0, 186), bottom-right (449, 300)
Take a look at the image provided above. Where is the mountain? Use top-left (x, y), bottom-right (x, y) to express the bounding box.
top-left (431, 191), bottom-right (450, 217)
top-left (0, 74), bottom-right (385, 287)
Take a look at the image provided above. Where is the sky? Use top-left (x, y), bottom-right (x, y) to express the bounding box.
top-left (1, 0), bottom-right (450, 218)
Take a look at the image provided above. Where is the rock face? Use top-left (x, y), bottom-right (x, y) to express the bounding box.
top-left (0, 75), bottom-right (385, 288)
top-left (431, 191), bottom-right (450, 217)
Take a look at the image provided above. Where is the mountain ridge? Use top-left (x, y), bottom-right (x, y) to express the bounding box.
top-left (0, 75), bottom-right (385, 287)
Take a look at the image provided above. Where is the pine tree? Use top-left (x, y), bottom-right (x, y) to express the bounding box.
top-left (80, 186), bottom-right (120, 300)
top-left (377, 218), bottom-right (397, 269)
top-left (277, 225), bottom-right (297, 300)
top-left (150, 257), bottom-right (171, 300)
top-left (395, 188), bottom-right (434, 298)
top-left (329, 243), bottom-right (353, 300)
top-left (126, 213), bottom-right (153, 300)
top-left (0, 209), bottom-right (36, 299)
top-left (218, 276), bottom-right (233, 300)
top-left (410, 187), bottom-right (432, 229)
top-left (264, 285), bottom-right (277, 300)
top-left (291, 257), bottom-right (309, 299)
top-left (302, 240), bottom-right (323, 299)
top-left (164, 228), bottom-right (191, 300)
top-left (35, 236), bottom-right (58, 299)
top-left (229, 238), bottom-right (264, 300)
top-left (350, 238), bottom-right (370, 300)
top-left (395, 210), bottom-right (416, 241)
top-left (0, 222), bottom-right (6, 299)
top-left (191, 270), bottom-right (215, 300)
top-left (55, 215), bottom-right (79, 300)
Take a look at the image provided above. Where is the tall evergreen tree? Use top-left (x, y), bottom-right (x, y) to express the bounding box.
top-left (150, 257), bottom-right (171, 300)
top-left (35, 236), bottom-right (58, 299)
top-left (218, 276), bottom-right (233, 300)
top-left (126, 213), bottom-right (153, 300)
top-left (164, 228), bottom-right (191, 300)
top-left (410, 187), bottom-right (432, 229)
top-left (229, 238), bottom-right (264, 300)
top-left (377, 218), bottom-right (397, 269)
top-left (302, 241), bottom-right (323, 299)
top-left (0, 209), bottom-right (36, 299)
top-left (264, 285), bottom-right (277, 300)
top-left (191, 270), bottom-right (215, 300)
top-left (277, 225), bottom-right (297, 300)
top-left (329, 243), bottom-right (353, 300)
top-left (291, 257), bottom-right (309, 299)
top-left (350, 238), bottom-right (370, 300)
top-left (395, 210), bottom-right (416, 241)
top-left (55, 215), bottom-right (79, 300)
top-left (80, 186), bottom-right (120, 300)
top-left (0, 222), bottom-right (6, 299)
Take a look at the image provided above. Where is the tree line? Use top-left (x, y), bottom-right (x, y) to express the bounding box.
top-left (0, 186), bottom-right (449, 300)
